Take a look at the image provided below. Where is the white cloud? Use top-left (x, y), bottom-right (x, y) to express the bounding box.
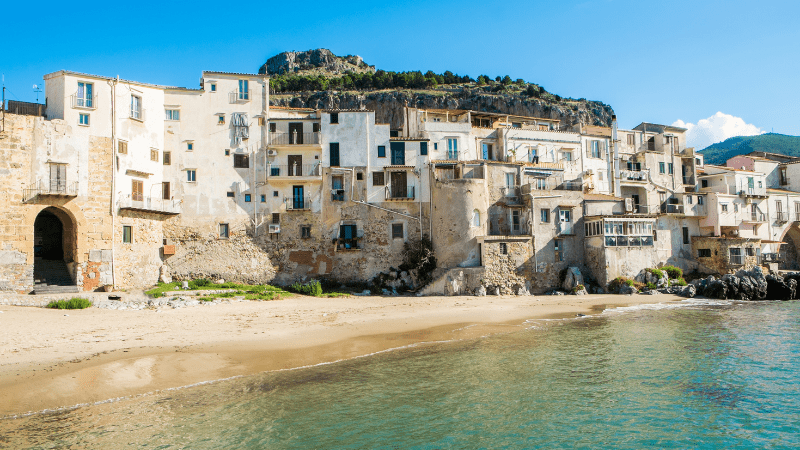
top-left (672, 112), bottom-right (764, 150)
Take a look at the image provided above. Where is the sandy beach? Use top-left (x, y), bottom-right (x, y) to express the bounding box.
top-left (0, 292), bottom-right (684, 417)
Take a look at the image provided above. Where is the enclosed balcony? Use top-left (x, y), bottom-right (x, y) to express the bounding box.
top-left (119, 195), bottom-right (181, 215)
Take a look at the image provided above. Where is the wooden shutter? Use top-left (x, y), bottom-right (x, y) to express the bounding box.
top-left (162, 182), bottom-right (170, 200)
top-left (132, 180), bottom-right (143, 201)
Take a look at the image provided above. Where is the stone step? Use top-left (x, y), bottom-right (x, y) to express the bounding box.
top-left (34, 285), bottom-right (81, 295)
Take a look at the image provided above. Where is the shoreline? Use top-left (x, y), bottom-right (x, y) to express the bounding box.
top-left (0, 293), bottom-right (685, 417)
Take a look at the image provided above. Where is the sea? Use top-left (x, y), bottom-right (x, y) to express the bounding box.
top-left (2, 298), bottom-right (799, 449)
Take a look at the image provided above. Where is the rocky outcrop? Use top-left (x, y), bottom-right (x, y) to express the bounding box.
top-left (271, 89), bottom-right (613, 130)
top-left (261, 49), bottom-right (374, 76)
top-left (562, 267), bottom-right (584, 292)
top-left (690, 267), bottom-right (800, 300)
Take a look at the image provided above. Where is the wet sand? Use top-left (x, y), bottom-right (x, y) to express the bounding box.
top-left (0, 293), bottom-right (684, 416)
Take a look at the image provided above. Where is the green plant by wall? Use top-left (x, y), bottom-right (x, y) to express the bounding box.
top-left (672, 278), bottom-right (688, 286)
top-left (662, 265), bottom-right (683, 280)
top-left (646, 282), bottom-right (657, 290)
top-left (289, 280), bottom-right (323, 297)
top-left (402, 237), bottom-right (437, 285)
top-left (571, 284), bottom-right (586, 294)
top-left (46, 298), bottom-right (92, 309)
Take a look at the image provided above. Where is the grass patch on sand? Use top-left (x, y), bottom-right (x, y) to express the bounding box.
top-left (46, 298), bottom-right (92, 309)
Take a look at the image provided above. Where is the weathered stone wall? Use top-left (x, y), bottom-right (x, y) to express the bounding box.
top-left (481, 238), bottom-right (531, 294)
top-left (691, 236), bottom-right (761, 275)
top-left (115, 211), bottom-right (166, 288)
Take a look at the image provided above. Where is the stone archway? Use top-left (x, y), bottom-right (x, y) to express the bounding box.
top-left (33, 206), bottom-right (78, 289)
top-left (778, 226), bottom-right (800, 271)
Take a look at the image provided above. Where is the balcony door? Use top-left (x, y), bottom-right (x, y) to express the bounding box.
top-left (49, 164), bottom-right (66, 193)
top-left (390, 171), bottom-right (407, 198)
top-left (288, 155), bottom-right (303, 176)
top-left (289, 123), bottom-right (304, 144)
top-left (390, 142), bottom-right (405, 165)
top-left (292, 185), bottom-right (304, 209)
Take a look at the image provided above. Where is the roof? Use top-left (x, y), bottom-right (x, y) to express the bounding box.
top-left (43, 70), bottom-right (202, 91)
top-left (705, 164), bottom-right (758, 173)
top-left (203, 71), bottom-right (267, 77)
top-left (633, 122), bottom-right (688, 133)
top-left (420, 108), bottom-right (560, 123)
top-left (584, 194), bottom-right (623, 201)
top-left (767, 188), bottom-right (800, 194)
top-left (390, 137), bottom-right (429, 141)
top-left (269, 106), bottom-right (318, 111)
top-left (324, 109), bottom-right (374, 113)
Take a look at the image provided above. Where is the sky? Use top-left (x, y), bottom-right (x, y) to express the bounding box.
top-left (2, 0), bottom-right (798, 149)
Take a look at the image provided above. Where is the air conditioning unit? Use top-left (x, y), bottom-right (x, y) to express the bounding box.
top-left (624, 198), bottom-right (634, 212)
top-left (269, 224), bottom-right (281, 233)
top-left (267, 150), bottom-right (277, 157)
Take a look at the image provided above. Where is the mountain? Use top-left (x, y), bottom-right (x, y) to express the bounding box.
top-left (260, 49), bottom-right (614, 130)
top-left (699, 133), bottom-right (800, 165)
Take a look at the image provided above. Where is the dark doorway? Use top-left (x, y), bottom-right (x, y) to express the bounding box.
top-left (289, 123), bottom-right (304, 144)
top-left (33, 208), bottom-right (77, 291)
top-left (288, 155), bottom-right (303, 176)
top-left (390, 171), bottom-right (407, 198)
top-left (292, 185), bottom-right (305, 209)
top-left (34, 210), bottom-right (63, 260)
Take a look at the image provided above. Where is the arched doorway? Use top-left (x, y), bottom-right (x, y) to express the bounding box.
top-left (33, 207), bottom-right (77, 291)
top-left (779, 226), bottom-right (800, 271)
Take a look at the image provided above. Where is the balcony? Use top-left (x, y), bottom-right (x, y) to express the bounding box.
top-left (284, 196), bottom-right (311, 211)
top-left (744, 212), bottom-right (767, 222)
top-left (556, 222), bottom-right (574, 235)
top-left (268, 164), bottom-right (321, 178)
top-left (331, 189), bottom-right (346, 202)
top-left (269, 132), bottom-right (320, 146)
top-left (119, 195), bottom-right (181, 215)
top-left (498, 186), bottom-right (522, 204)
top-left (683, 176), bottom-right (695, 185)
top-left (761, 253), bottom-right (781, 263)
top-left (23, 180), bottom-right (79, 202)
top-left (335, 237), bottom-right (361, 251)
top-left (386, 185), bottom-right (415, 200)
top-left (775, 212), bottom-right (789, 223)
top-left (229, 90), bottom-right (251, 103)
top-left (737, 186), bottom-right (767, 198)
top-left (663, 203), bottom-right (684, 214)
top-left (621, 170), bottom-right (647, 182)
top-left (488, 217), bottom-right (531, 236)
top-left (70, 94), bottom-right (97, 110)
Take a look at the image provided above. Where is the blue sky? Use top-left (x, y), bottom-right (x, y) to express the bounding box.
top-left (3, 0), bottom-right (798, 148)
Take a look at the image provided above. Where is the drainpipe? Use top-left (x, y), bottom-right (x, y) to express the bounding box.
top-left (109, 76), bottom-right (118, 289)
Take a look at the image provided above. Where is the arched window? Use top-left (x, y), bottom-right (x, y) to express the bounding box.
top-left (472, 210), bottom-right (481, 227)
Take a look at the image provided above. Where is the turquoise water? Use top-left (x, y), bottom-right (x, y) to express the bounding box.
top-left (3, 299), bottom-right (800, 449)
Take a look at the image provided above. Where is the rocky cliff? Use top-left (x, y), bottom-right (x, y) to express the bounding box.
top-left (271, 89), bottom-right (613, 130)
top-left (260, 48), bottom-right (375, 76)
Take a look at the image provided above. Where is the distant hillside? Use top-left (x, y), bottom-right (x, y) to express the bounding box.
top-left (260, 49), bottom-right (614, 130)
top-left (700, 133), bottom-right (800, 165)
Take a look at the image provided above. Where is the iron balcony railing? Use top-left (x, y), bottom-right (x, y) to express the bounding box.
top-left (335, 237), bottom-right (361, 250)
top-left (119, 194), bottom-right (181, 215)
top-left (331, 189), bottom-right (346, 201)
top-left (489, 222), bottom-right (531, 236)
top-left (268, 164), bottom-right (321, 177)
top-left (284, 195), bottom-right (311, 211)
top-left (386, 185), bottom-right (416, 200)
top-left (737, 184), bottom-right (767, 197)
top-left (23, 180), bottom-right (79, 202)
top-left (761, 253), bottom-right (781, 263)
top-left (750, 212), bottom-right (767, 222)
top-left (621, 170), bottom-right (647, 181)
top-left (683, 176), bottom-right (694, 185)
top-left (663, 203), bottom-right (684, 214)
top-left (70, 94), bottom-right (97, 110)
top-left (229, 89), bottom-right (252, 103)
top-left (775, 212), bottom-right (789, 223)
top-left (269, 132), bottom-right (320, 145)
top-left (498, 186), bottom-right (523, 204)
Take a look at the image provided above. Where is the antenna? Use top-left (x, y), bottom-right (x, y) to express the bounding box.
top-left (33, 84), bottom-right (42, 103)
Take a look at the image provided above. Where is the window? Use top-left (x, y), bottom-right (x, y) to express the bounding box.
top-left (123, 226), bottom-right (132, 244)
top-left (150, 149), bottom-right (158, 161)
top-left (261, 195), bottom-right (266, 202)
top-left (541, 209), bottom-right (549, 223)
top-left (272, 213), bottom-right (280, 224)
top-left (225, 149), bottom-right (230, 156)
top-left (730, 248), bottom-right (743, 265)
top-left (472, 210), bottom-right (481, 227)
top-left (218, 115), bottom-right (225, 125)
top-left (131, 95), bottom-right (142, 120)
top-left (227, 192), bottom-right (235, 198)
top-left (554, 239), bottom-right (563, 262)
top-left (687, 195), bottom-right (693, 204)
top-left (698, 196), bottom-right (704, 205)
top-left (163, 151), bottom-right (171, 165)
top-left (659, 162), bottom-right (665, 174)
top-left (132, 179), bottom-right (143, 201)
top-left (273, 191), bottom-right (278, 197)
top-left (234, 154), bottom-right (250, 168)
top-left (187, 142), bottom-right (193, 151)
top-left (780, 167), bottom-right (788, 185)
top-left (301, 226), bottom-right (311, 239)
top-left (482, 143), bottom-right (493, 160)
top-left (330, 113), bottom-right (339, 124)
top-left (668, 163), bottom-right (674, 175)
top-left (186, 170), bottom-right (196, 182)
top-left (392, 223), bottom-right (404, 239)
top-left (591, 141), bottom-right (601, 158)
top-left (373, 172), bottom-right (385, 186)
top-left (269, 122), bottom-right (277, 133)
top-left (330, 143), bottom-right (340, 167)
top-left (165, 109), bottom-right (180, 121)
top-left (721, 204), bottom-right (728, 212)
top-left (378, 145), bottom-right (386, 157)
top-left (162, 182), bottom-right (170, 200)
top-left (118, 141), bottom-right (127, 154)
top-left (76, 82), bottom-right (93, 108)
top-left (391, 142), bottom-right (405, 165)
top-left (512, 210), bottom-right (521, 232)
top-left (447, 138), bottom-right (458, 160)
top-left (701, 179), bottom-right (708, 188)
top-left (434, 143), bottom-right (438, 151)
top-left (210, 82), bottom-right (216, 92)
top-left (683, 227), bottom-right (689, 245)
top-left (746, 247), bottom-right (755, 257)
top-left (79, 113), bottom-right (90, 126)
top-left (562, 151), bottom-right (573, 162)
top-left (499, 243), bottom-right (508, 255)
top-left (219, 223), bottom-right (229, 239)
top-left (627, 134), bottom-right (634, 146)
top-left (420, 141), bottom-right (428, 156)
top-left (238, 79), bottom-right (249, 100)
top-left (245, 194), bottom-right (252, 202)
top-left (356, 172), bottom-right (363, 181)
top-left (734, 203), bottom-right (739, 213)
top-left (313, 123), bottom-right (320, 132)
top-left (698, 249), bottom-right (711, 258)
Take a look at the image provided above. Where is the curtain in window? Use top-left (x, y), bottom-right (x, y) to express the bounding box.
top-left (231, 113), bottom-right (249, 145)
